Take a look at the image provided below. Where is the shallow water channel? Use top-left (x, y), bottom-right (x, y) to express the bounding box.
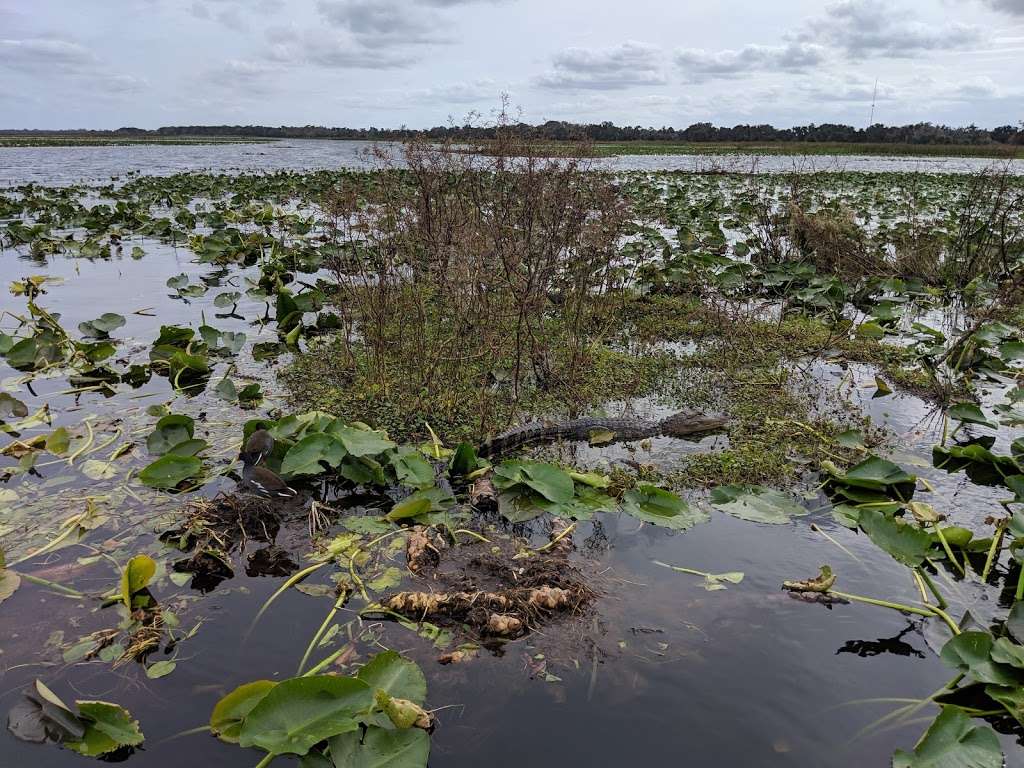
top-left (2, 149), bottom-right (1023, 767)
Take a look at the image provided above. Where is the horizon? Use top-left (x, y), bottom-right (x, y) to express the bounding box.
top-left (1, 0), bottom-right (1022, 131)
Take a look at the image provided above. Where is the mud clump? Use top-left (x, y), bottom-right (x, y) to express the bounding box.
top-left (161, 493), bottom-right (298, 592)
top-left (381, 525), bottom-right (596, 645)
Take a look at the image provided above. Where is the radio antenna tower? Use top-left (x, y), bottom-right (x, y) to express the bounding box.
top-left (868, 77), bottom-right (879, 127)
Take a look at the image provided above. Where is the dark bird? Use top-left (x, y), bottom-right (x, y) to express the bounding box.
top-left (241, 461), bottom-right (297, 498)
top-left (241, 429), bottom-right (275, 465)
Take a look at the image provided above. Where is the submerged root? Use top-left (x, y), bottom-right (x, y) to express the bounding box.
top-left (405, 526), bottom-right (441, 573)
top-left (485, 613), bottom-right (523, 636)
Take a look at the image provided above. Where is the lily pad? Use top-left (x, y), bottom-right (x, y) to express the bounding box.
top-left (710, 485), bottom-right (806, 524)
top-left (210, 680), bottom-right (277, 744)
top-left (328, 726), bottom-right (429, 768)
top-left (139, 454), bottom-right (202, 489)
top-left (238, 676), bottom-right (373, 757)
top-left (146, 414), bottom-right (195, 455)
top-left (356, 651), bottom-right (427, 705)
top-left (66, 701), bottom-right (144, 757)
top-left (621, 484), bottom-right (708, 530)
top-left (281, 434), bottom-right (346, 477)
top-left (892, 706), bottom-right (1001, 768)
top-left (947, 403), bottom-right (997, 430)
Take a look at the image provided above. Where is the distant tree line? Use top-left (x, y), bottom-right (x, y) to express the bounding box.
top-left (2, 120), bottom-right (1022, 145)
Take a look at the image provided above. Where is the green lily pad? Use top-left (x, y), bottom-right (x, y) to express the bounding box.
top-left (940, 631), bottom-right (1022, 685)
top-left (66, 701), bottom-right (144, 757)
top-left (710, 485), bottom-right (806, 524)
top-left (892, 706), bottom-right (1001, 768)
top-left (328, 727), bottom-right (429, 768)
top-left (238, 675), bottom-right (373, 757)
top-left (281, 434), bottom-right (346, 477)
top-left (356, 651), bottom-right (427, 705)
top-left (858, 509), bottom-right (932, 567)
top-left (947, 403), bottom-right (997, 430)
top-left (139, 454), bottom-right (202, 489)
top-left (210, 680), bottom-right (278, 744)
top-left (621, 484), bottom-right (708, 530)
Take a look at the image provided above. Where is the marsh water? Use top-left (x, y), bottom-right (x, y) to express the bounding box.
top-left (2, 139), bottom-right (1023, 186)
top-left (2, 145), bottom-right (1023, 767)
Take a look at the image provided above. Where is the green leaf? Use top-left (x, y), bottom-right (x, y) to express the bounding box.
top-left (387, 488), bottom-right (454, 522)
top-left (356, 651), bottom-right (427, 705)
top-left (621, 484), bottom-right (708, 530)
top-left (329, 425), bottom-right (396, 457)
top-left (0, 392), bottom-right (29, 420)
top-left (892, 706), bottom-right (1001, 768)
top-left (281, 434), bottom-right (346, 477)
top-left (389, 447), bottom-right (435, 490)
top-left (214, 291), bottom-right (241, 308)
top-left (66, 701), bottom-right (144, 757)
top-left (0, 567), bottom-right (21, 606)
top-left (238, 675), bottom-right (373, 757)
top-left (210, 680), bottom-right (277, 744)
top-left (985, 684), bottom-right (1024, 727)
top-left (139, 454), bottom-right (201, 489)
top-left (78, 313), bottom-right (126, 338)
top-left (328, 726), bottom-right (429, 768)
top-left (567, 470), bottom-right (611, 489)
top-left (449, 443), bottom-right (479, 477)
top-left (145, 660), bottom-right (176, 679)
top-left (165, 438), bottom-right (208, 457)
top-left (494, 462), bottom-right (575, 504)
top-left (45, 426), bottom-right (70, 454)
top-left (999, 341), bottom-right (1024, 362)
top-left (836, 429), bottom-right (866, 450)
top-left (214, 376), bottom-right (239, 402)
top-left (858, 509), bottom-right (933, 567)
top-left (1006, 601), bottom-right (1024, 642)
top-left (120, 554), bottom-right (156, 608)
top-left (940, 631), bottom-right (1023, 685)
top-left (829, 455), bottom-right (916, 492)
top-left (990, 637), bottom-right (1024, 669)
top-left (947, 403), bottom-right (997, 430)
top-left (709, 485), bottom-right (806, 524)
top-left (146, 414), bottom-right (195, 455)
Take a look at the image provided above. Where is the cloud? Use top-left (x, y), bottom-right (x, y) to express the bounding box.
top-left (265, 25), bottom-right (417, 69)
top-left (794, 0), bottom-right (984, 58)
top-left (797, 76), bottom-right (899, 103)
top-left (674, 42), bottom-right (827, 81)
top-left (536, 41), bottom-right (666, 90)
top-left (0, 37), bottom-right (96, 72)
top-left (316, 0), bottom-right (451, 45)
top-left (982, 0), bottom-right (1024, 14)
top-left (187, 0), bottom-right (278, 29)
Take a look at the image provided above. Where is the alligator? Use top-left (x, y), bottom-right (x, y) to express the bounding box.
top-left (478, 410), bottom-right (729, 457)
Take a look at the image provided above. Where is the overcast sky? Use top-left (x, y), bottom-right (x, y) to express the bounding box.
top-left (1, 0), bottom-right (1022, 129)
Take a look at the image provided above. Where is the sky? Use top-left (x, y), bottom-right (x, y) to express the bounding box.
top-left (1, 0), bottom-right (1022, 130)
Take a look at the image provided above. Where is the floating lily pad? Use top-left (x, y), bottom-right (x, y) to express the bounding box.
top-left (710, 485), bottom-right (807, 524)
top-left (238, 676), bottom-right (373, 757)
top-left (892, 706), bottom-right (1001, 768)
top-left (621, 484), bottom-right (707, 530)
top-left (139, 454), bottom-right (202, 489)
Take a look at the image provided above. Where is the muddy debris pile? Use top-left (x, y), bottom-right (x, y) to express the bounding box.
top-left (381, 522), bottom-right (596, 645)
top-left (160, 493), bottom-right (300, 591)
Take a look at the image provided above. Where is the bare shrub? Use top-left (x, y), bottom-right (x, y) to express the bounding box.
top-left (943, 166), bottom-right (1024, 288)
top-left (321, 108), bottom-right (627, 437)
top-left (787, 203), bottom-right (886, 280)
